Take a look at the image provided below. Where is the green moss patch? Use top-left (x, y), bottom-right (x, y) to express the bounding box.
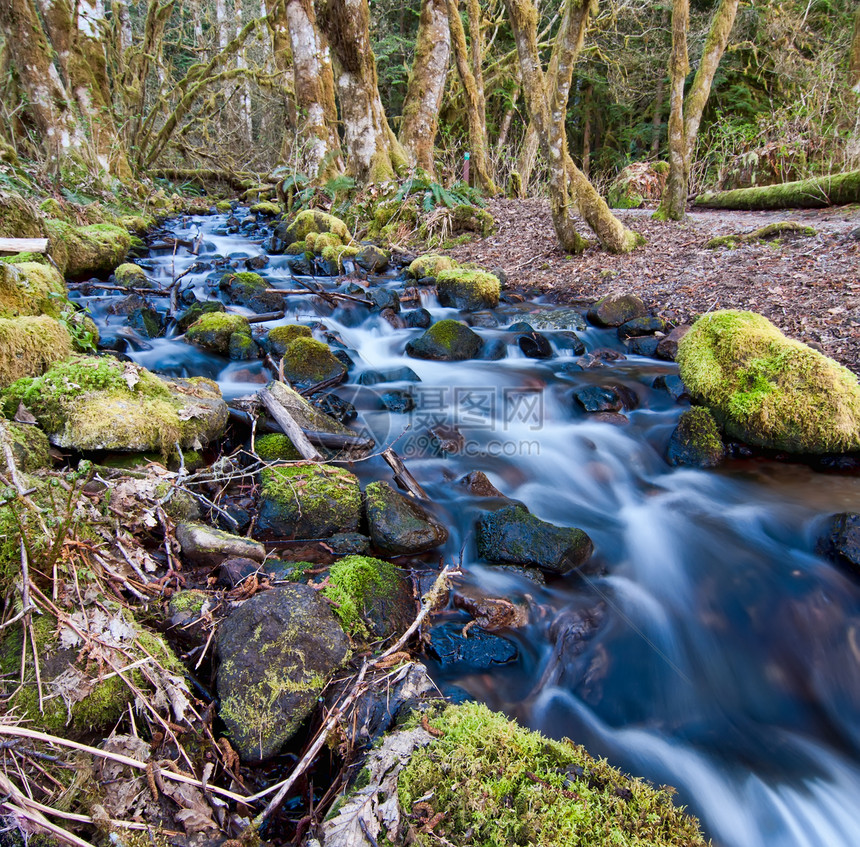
top-left (0, 315), bottom-right (74, 387)
top-left (408, 255), bottom-right (456, 280)
top-left (436, 268), bottom-right (500, 311)
top-left (279, 336), bottom-right (347, 387)
top-left (266, 323), bottom-right (312, 358)
top-left (286, 210), bottom-right (352, 244)
top-left (255, 432), bottom-right (301, 461)
top-left (185, 312), bottom-right (252, 356)
top-left (44, 219), bottom-right (131, 279)
top-left (0, 262), bottom-right (66, 319)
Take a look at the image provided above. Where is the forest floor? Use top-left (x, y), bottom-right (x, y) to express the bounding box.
top-left (446, 199), bottom-right (860, 374)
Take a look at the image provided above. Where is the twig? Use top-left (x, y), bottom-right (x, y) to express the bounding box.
top-left (381, 448), bottom-right (428, 500)
top-left (257, 387), bottom-right (324, 461)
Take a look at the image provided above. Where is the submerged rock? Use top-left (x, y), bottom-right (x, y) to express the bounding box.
top-left (817, 513), bottom-right (860, 576)
top-left (666, 407), bottom-right (725, 468)
top-left (529, 308), bottom-right (588, 332)
top-left (216, 585), bottom-right (350, 762)
top-left (428, 622), bottom-right (518, 669)
top-left (406, 319), bottom-right (483, 361)
top-left (476, 505), bottom-right (593, 575)
top-left (365, 481), bottom-right (449, 554)
top-left (677, 310), bottom-right (860, 453)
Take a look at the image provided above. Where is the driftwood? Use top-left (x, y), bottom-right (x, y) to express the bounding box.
top-left (67, 282), bottom-right (170, 296)
top-left (257, 387), bottom-right (324, 461)
top-left (0, 237), bottom-right (48, 254)
top-left (151, 166), bottom-right (252, 192)
top-left (265, 287), bottom-right (373, 307)
top-left (382, 447), bottom-right (429, 500)
top-left (245, 310), bottom-right (285, 324)
top-left (228, 406), bottom-right (374, 452)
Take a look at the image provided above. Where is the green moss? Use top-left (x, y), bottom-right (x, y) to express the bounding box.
top-left (256, 432), bottom-right (301, 461)
top-left (251, 201), bottom-right (282, 216)
top-left (0, 315), bottom-right (74, 387)
top-left (398, 702), bottom-right (707, 847)
top-left (216, 200), bottom-right (233, 213)
top-left (451, 204), bottom-right (495, 237)
top-left (267, 323), bottom-right (312, 350)
top-left (436, 268), bottom-right (500, 310)
top-left (228, 332), bottom-right (257, 360)
top-left (0, 190), bottom-right (42, 238)
top-left (114, 263), bottom-right (149, 287)
top-left (676, 310), bottom-right (860, 453)
top-left (0, 262), bottom-right (66, 319)
top-left (44, 219), bottom-right (131, 279)
top-left (185, 312), bottom-right (252, 355)
top-left (695, 169), bottom-right (860, 210)
top-left (286, 210), bottom-right (352, 243)
top-left (321, 244), bottom-right (360, 268)
top-left (321, 555), bottom-right (401, 639)
top-left (313, 232), bottom-right (343, 252)
top-left (169, 589), bottom-right (208, 615)
top-left (408, 254), bottom-right (456, 279)
top-left (286, 240), bottom-right (308, 255)
top-left (281, 336), bottom-right (346, 384)
top-left (2, 421), bottom-right (50, 472)
top-left (706, 235), bottom-right (741, 249)
top-left (0, 252), bottom-right (49, 265)
top-left (707, 222), bottom-right (816, 250)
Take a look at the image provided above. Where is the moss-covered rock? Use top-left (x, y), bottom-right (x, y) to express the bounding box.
top-left (255, 432), bottom-right (301, 461)
top-left (216, 584), bottom-right (350, 762)
top-left (0, 421), bottom-right (51, 473)
top-left (1, 356), bottom-right (229, 452)
top-left (587, 292), bottom-right (649, 328)
top-left (44, 220), bottom-right (132, 279)
top-left (321, 243), bottom-right (360, 270)
top-left (0, 189), bottom-right (42, 238)
top-left (185, 312), bottom-right (252, 356)
top-left (0, 262), bottom-right (66, 318)
top-left (395, 702), bottom-right (708, 847)
top-left (436, 268), bottom-right (500, 311)
top-left (114, 263), bottom-right (150, 288)
top-left (219, 271), bottom-right (284, 313)
top-left (666, 407), bottom-right (725, 468)
top-left (365, 480), bottom-right (449, 554)
top-left (607, 161), bottom-right (669, 209)
top-left (0, 315), bottom-right (74, 387)
top-left (285, 210), bottom-right (352, 245)
top-left (406, 319), bottom-right (483, 361)
top-left (676, 310), bottom-right (860, 453)
top-left (257, 462), bottom-right (361, 538)
top-left (250, 201), bottom-right (282, 216)
top-left (265, 323), bottom-right (312, 358)
top-left (175, 522), bottom-right (265, 567)
top-left (280, 336), bottom-right (347, 389)
top-left (408, 254), bottom-right (456, 280)
top-left (175, 299), bottom-right (225, 333)
top-left (451, 204), bottom-right (495, 236)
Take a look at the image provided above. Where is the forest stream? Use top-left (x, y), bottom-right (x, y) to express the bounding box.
top-left (73, 208), bottom-right (860, 847)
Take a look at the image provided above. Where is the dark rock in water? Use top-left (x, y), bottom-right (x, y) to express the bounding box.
top-left (286, 254), bottom-right (313, 276)
top-left (228, 331), bottom-right (258, 360)
top-left (589, 411), bottom-right (629, 425)
top-left (370, 288), bottom-right (400, 312)
top-left (381, 390), bottom-right (415, 413)
top-left (656, 325), bottom-right (690, 360)
top-left (428, 621), bottom-right (518, 669)
top-left (468, 311), bottom-right (499, 328)
top-left (356, 245), bottom-right (389, 273)
top-left (653, 374), bottom-right (690, 403)
top-left (476, 505), bottom-right (593, 575)
top-left (327, 532), bottom-right (371, 556)
top-left (582, 348), bottom-right (626, 368)
top-left (219, 556), bottom-right (262, 587)
top-left (479, 338), bottom-right (507, 360)
top-left (817, 513), bottom-right (860, 576)
top-left (216, 585), bottom-right (349, 762)
top-left (280, 337), bottom-right (347, 390)
top-left (404, 308), bottom-right (432, 329)
top-left (219, 271), bottom-right (284, 314)
top-left (175, 522), bottom-right (265, 567)
top-left (245, 255), bottom-right (269, 271)
top-left (458, 471), bottom-right (513, 500)
top-left (666, 408), bottom-right (725, 468)
top-left (530, 309), bottom-right (588, 332)
top-left (574, 386), bottom-right (623, 413)
top-left (332, 348), bottom-right (355, 369)
top-left (381, 307), bottom-right (406, 329)
top-left (587, 293), bottom-right (648, 327)
top-left (517, 330), bottom-right (553, 359)
top-left (626, 335), bottom-right (661, 356)
top-left (107, 293), bottom-right (149, 317)
top-left (617, 316), bottom-right (667, 341)
top-left (553, 331), bottom-right (585, 356)
top-left (358, 366), bottom-right (421, 385)
top-left (128, 307), bottom-right (164, 339)
top-left (430, 424), bottom-right (464, 453)
top-left (176, 300), bottom-right (225, 334)
top-left (310, 392), bottom-right (356, 423)
top-left (508, 321), bottom-right (535, 333)
top-left (365, 480), bottom-right (449, 554)
top-left (406, 320), bottom-right (483, 361)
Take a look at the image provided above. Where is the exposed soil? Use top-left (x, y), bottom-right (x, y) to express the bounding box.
top-left (446, 199), bottom-right (860, 374)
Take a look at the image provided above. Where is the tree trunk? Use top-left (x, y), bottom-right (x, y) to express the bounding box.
top-left (264, 0), bottom-right (298, 158)
top-left (650, 73), bottom-right (664, 157)
top-left (447, 0), bottom-right (497, 193)
top-left (495, 85), bottom-right (519, 153)
top-left (695, 169), bottom-right (860, 210)
top-left (284, 0), bottom-right (342, 178)
top-left (316, 0), bottom-right (406, 183)
top-left (235, 1), bottom-right (253, 142)
top-left (850, 7), bottom-right (860, 93)
top-left (399, 0), bottom-right (451, 175)
top-left (581, 83), bottom-right (592, 177)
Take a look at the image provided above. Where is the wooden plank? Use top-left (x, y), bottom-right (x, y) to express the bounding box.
top-left (0, 237), bottom-right (48, 255)
top-left (257, 387), bottom-right (324, 462)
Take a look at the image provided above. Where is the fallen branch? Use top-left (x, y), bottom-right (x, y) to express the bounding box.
top-left (0, 237), bottom-right (48, 254)
top-left (382, 447), bottom-right (429, 500)
top-left (257, 387), bottom-right (324, 461)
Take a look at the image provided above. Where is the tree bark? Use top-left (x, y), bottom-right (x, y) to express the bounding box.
top-left (695, 169), bottom-right (860, 210)
top-left (850, 7), bottom-right (860, 93)
top-left (316, 0), bottom-right (406, 183)
top-left (447, 0), bottom-right (497, 193)
top-left (581, 83), bottom-right (592, 177)
top-left (399, 0), bottom-right (451, 175)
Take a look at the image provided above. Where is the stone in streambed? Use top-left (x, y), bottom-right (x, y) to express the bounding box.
top-left (219, 271), bottom-right (284, 313)
top-left (264, 323), bottom-right (312, 358)
top-left (656, 325), bottom-right (690, 360)
top-left (436, 269), bottom-right (500, 311)
top-left (617, 316), bottom-right (667, 341)
top-left (175, 522), bottom-right (265, 567)
top-left (216, 585), bottom-right (349, 762)
top-left (279, 337), bottom-right (347, 390)
top-left (666, 408), bottom-right (725, 468)
top-left (574, 386), bottom-right (623, 413)
top-left (816, 513), bottom-right (860, 576)
top-left (476, 505), bottom-right (593, 575)
top-left (653, 374), bottom-right (690, 403)
top-left (586, 293), bottom-right (648, 327)
top-left (365, 480), bottom-right (449, 554)
top-left (529, 309), bottom-right (588, 332)
top-left (185, 312), bottom-right (251, 356)
top-left (406, 320), bottom-right (483, 361)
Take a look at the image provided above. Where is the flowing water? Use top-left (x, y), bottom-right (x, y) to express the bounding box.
top-left (74, 210), bottom-right (860, 847)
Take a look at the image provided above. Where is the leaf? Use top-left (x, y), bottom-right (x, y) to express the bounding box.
top-left (123, 362), bottom-right (140, 391)
top-left (160, 781), bottom-right (217, 833)
top-left (14, 404), bottom-right (37, 424)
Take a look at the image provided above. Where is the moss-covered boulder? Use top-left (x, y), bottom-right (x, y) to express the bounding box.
top-left (666, 408), bottom-right (725, 468)
top-left (0, 262), bottom-right (66, 318)
top-left (365, 481), bottom-right (449, 554)
top-left (607, 161), bottom-right (669, 209)
top-left (257, 462), bottom-right (361, 538)
top-left (219, 271), bottom-right (284, 313)
top-left (44, 220), bottom-right (132, 279)
top-left (451, 204), bottom-right (495, 236)
top-left (0, 315), bottom-right (74, 387)
top-left (676, 310), bottom-right (860, 453)
top-left (0, 190), bottom-right (42, 238)
top-left (0, 421), bottom-right (51, 473)
top-left (216, 584), bottom-right (350, 762)
top-left (280, 336), bottom-right (347, 389)
top-left (436, 269), bottom-right (500, 311)
top-left (114, 263), bottom-right (151, 288)
top-left (265, 323), bottom-right (312, 358)
top-left (408, 254), bottom-right (456, 281)
top-left (406, 319), bottom-right (483, 361)
top-left (587, 292), bottom-right (649, 327)
top-left (185, 312), bottom-right (252, 356)
top-left (250, 200), bottom-right (282, 216)
top-left (1, 356), bottom-right (229, 452)
top-left (175, 522), bottom-right (266, 567)
top-left (255, 432), bottom-right (301, 461)
top-left (175, 300), bottom-right (226, 333)
top-left (285, 210), bottom-right (352, 245)
top-left (320, 555), bottom-right (414, 641)
top-left (476, 505), bottom-right (593, 575)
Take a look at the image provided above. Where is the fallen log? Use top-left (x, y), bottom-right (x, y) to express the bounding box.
top-left (228, 406), bottom-right (375, 452)
top-left (151, 166), bottom-right (253, 192)
top-left (694, 169), bottom-right (860, 210)
top-left (265, 287), bottom-right (373, 307)
top-left (256, 387), bottom-right (324, 461)
top-left (0, 237), bottom-right (49, 254)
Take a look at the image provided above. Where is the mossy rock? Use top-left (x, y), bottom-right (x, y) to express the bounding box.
top-left (450, 204), bottom-right (495, 237)
top-left (676, 310), bottom-right (860, 453)
top-left (587, 293), bottom-right (649, 328)
top-left (44, 220), bottom-right (131, 279)
top-left (0, 262), bottom-right (66, 319)
top-left (406, 319), bottom-right (483, 361)
top-left (666, 407), bottom-right (725, 468)
top-left (607, 162), bottom-right (668, 209)
top-left (265, 323), bottom-right (312, 358)
top-left (219, 271), bottom-right (284, 313)
top-left (185, 312), bottom-right (252, 356)
top-left (395, 702), bottom-right (708, 847)
top-left (215, 200), bottom-right (233, 213)
top-left (280, 336), bottom-right (347, 389)
top-left (364, 480), bottom-right (449, 554)
top-left (1, 356), bottom-right (229, 453)
top-left (228, 331), bottom-right (258, 359)
top-left (118, 214), bottom-right (156, 235)
top-left (408, 255), bottom-right (456, 280)
top-left (216, 584), bottom-right (350, 762)
top-left (255, 432), bottom-right (301, 461)
top-left (250, 201), bottom-right (282, 217)
top-left (321, 244), bottom-right (360, 269)
top-left (436, 269), bottom-right (500, 311)
top-left (114, 263), bottom-right (151, 288)
top-left (0, 315), bottom-right (74, 387)
top-left (0, 252), bottom-right (50, 266)
top-left (0, 421), bottom-right (51, 473)
top-left (285, 210), bottom-right (352, 245)
top-left (176, 300), bottom-right (225, 334)
top-left (257, 462), bottom-right (361, 538)
top-left (0, 189), bottom-right (42, 238)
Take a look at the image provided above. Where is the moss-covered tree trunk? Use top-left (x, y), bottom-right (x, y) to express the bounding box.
top-left (399, 0), bottom-right (451, 174)
top-left (850, 7), bottom-right (860, 93)
top-left (694, 169), bottom-right (860, 209)
top-left (655, 0), bottom-right (739, 221)
top-left (447, 0), bottom-right (497, 193)
top-left (316, 0), bottom-right (406, 183)
top-left (263, 0), bottom-right (299, 160)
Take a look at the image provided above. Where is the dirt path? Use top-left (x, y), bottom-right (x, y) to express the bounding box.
top-left (446, 199), bottom-right (860, 374)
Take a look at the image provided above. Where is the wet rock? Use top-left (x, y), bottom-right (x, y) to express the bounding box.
top-left (365, 480), bottom-right (449, 554)
top-left (175, 300), bottom-right (225, 334)
top-left (356, 245), bottom-right (390, 273)
top-left (656, 325), bottom-right (690, 360)
top-left (280, 337), bottom-right (347, 390)
top-left (381, 307), bottom-right (406, 329)
top-left (458, 471), bottom-right (509, 499)
top-left (428, 621), bottom-right (518, 668)
top-left (245, 254), bottom-right (269, 271)
top-left (480, 338), bottom-right (507, 360)
top-left (404, 308), bottom-right (432, 329)
top-left (586, 293), bottom-right (648, 327)
top-left (406, 320), bottom-right (483, 361)
top-left (589, 411), bottom-right (629, 425)
top-left (358, 366), bottom-right (421, 385)
top-left (617, 316), bottom-right (667, 341)
top-left (219, 557), bottom-right (263, 587)
top-left (114, 263), bottom-right (152, 289)
top-left (430, 424), bottom-right (465, 453)
top-left (381, 390), bottom-right (415, 413)
top-left (436, 269), bottom-right (500, 311)
top-left (265, 323), bottom-right (312, 358)
top-left (258, 463), bottom-right (361, 538)
top-left (407, 254), bottom-right (455, 280)
top-left (666, 408), bottom-right (725, 468)
top-left (216, 585), bottom-right (349, 762)
top-left (453, 585), bottom-right (529, 630)
top-left (107, 293), bottom-right (149, 317)
top-left (310, 392), bottom-right (357, 423)
top-left (175, 522), bottom-right (265, 567)
top-left (582, 348), bottom-right (626, 368)
top-left (370, 288), bottom-right (400, 312)
top-left (530, 309), bottom-right (588, 332)
top-left (476, 505), bottom-right (593, 575)
top-left (228, 331), bottom-right (258, 360)
top-left (508, 321), bottom-right (534, 332)
top-left (185, 312), bottom-right (251, 356)
top-left (327, 532), bottom-right (372, 556)
top-left (553, 331), bottom-right (586, 356)
top-left (817, 513), bottom-right (860, 576)
top-left (626, 335), bottom-right (661, 356)
top-left (653, 374), bottom-right (690, 403)
top-left (574, 386), bottom-right (623, 413)
top-left (219, 271), bottom-right (284, 314)
top-left (468, 311), bottom-right (500, 328)
top-left (128, 306), bottom-right (164, 339)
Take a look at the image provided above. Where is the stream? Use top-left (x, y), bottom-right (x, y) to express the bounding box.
top-left (72, 209), bottom-right (860, 847)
